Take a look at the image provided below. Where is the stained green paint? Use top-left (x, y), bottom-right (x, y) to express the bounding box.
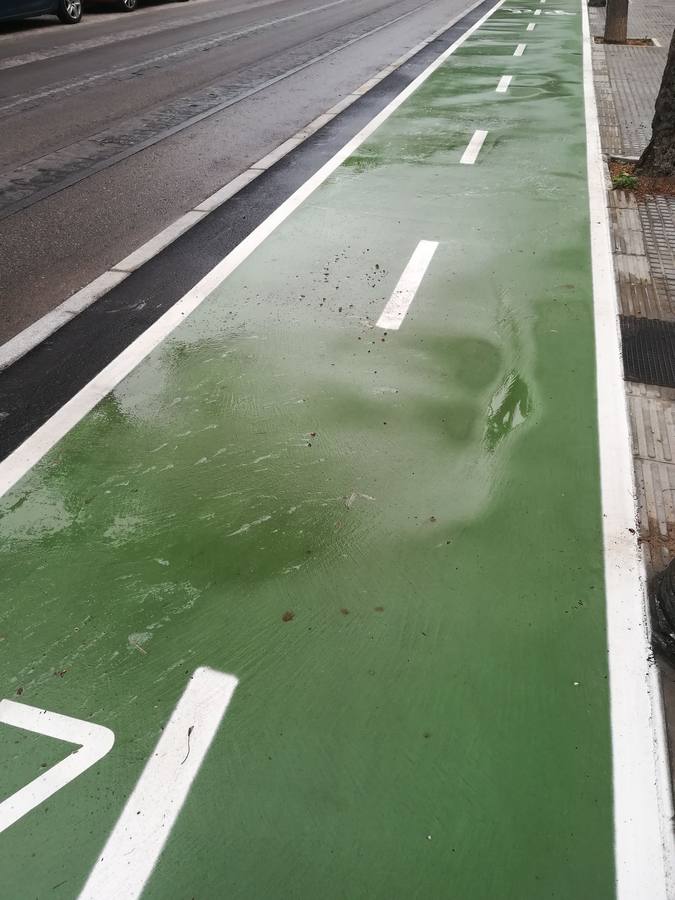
top-left (0, 3), bottom-right (615, 897)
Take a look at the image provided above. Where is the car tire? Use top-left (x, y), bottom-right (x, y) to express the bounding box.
top-left (118, 0), bottom-right (138, 10)
top-left (57, 0), bottom-right (82, 23)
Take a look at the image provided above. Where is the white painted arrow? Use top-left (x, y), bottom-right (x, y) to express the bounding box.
top-left (0, 699), bottom-right (115, 834)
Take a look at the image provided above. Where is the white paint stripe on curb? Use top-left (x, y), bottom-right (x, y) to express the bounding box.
top-left (114, 211), bottom-right (208, 273)
top-left (0, 270), bottom-right (129, 371)
top-left (376, 240), bottom-right (438, 330)
top-left (78, 668), bottom-right (237, 900)
top-left (193, 170), bottom-right (262, 213)
top-left (581, 0), bottom-right (675, 896)
top-left (0, 0), bottom-right (488, 375)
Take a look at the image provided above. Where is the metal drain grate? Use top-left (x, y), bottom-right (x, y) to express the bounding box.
top-left (620, 316), bottom-right (675, 388)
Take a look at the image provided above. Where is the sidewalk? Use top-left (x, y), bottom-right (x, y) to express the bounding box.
top-left (589, 0), bottom-right (675, 782)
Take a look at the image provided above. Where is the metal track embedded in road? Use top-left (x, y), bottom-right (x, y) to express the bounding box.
top-left (0, 0), bottom-right (445, 222)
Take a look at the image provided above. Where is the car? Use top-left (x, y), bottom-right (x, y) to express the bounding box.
top-left (89, 0), bottom-right (189, 12)
top-left (0, 0), bottom-right (81, 23)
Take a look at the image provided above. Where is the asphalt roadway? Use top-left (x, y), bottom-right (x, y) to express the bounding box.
top-left (0, 0), bottom-right (475, 344)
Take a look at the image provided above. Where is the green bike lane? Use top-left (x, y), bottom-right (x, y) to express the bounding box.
top-left (0, 1), bottom-right (669, 897)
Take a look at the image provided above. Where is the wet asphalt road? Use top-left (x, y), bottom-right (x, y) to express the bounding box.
top-left (0, 0), bottom-right (474, 344)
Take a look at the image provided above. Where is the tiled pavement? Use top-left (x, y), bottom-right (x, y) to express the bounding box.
top-left (591, 0), bottom-right (671, 157)
top-left (591, 2), bottom-right (675, 571)
top-left (589, 0), bottom-right (675, 782)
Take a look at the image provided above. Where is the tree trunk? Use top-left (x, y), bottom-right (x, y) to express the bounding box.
top-left (636, 28), bottom-right (675, 176)
top-left (604, 0), bottom-right (628, 43)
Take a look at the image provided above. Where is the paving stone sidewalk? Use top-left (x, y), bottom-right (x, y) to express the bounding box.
top-left (591, 0), bottom-right (674, 570)
top-left (589, 0), bottom-right (675, 782)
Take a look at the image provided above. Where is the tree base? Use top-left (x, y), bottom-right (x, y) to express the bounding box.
top-left (636, 138), bottom-right (675, 178)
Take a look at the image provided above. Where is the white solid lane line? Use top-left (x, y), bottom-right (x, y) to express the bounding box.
top-left (581, 0), bottom-right (673, 896)
top-left (514, 42), bottom-right (527, 55)
top-left (460, 129), bottom-right (488, 164)
top-left (527, 22), bottom-right (536, 30)
top-left (78, 668), bottom-right (238, 900)
top-left (496, 75), bottom-right (512, 92)
top-left (376, 240), bottom-right (439, 330)
top-left (0, 700), bottom-right (114, 834)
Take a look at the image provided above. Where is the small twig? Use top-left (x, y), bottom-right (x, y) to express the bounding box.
top-left (181, 725), bottom-right (194, 765)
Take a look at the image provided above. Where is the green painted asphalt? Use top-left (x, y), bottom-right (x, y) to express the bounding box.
top-left (0, 2), bottom-right (616, 897)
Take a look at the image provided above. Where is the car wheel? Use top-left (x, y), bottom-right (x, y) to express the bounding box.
top-left (119, 0), bottom-right (138, 10)
top-left (57, 0), bottom-right (82, 23)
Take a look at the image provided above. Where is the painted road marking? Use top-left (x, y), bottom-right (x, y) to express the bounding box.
top-left (496, 74), bottom-right (512, 92)
top-left (0, 0), bottom-right (506, 502)
top-left (534, 8), bottom-right (541, 13)
top-left (580, 0), bottom-right (673, 895)
top-left (0, 700), bottom-right (114, 834)
top-left (527, 21), bottom-right (536, 29)
top-left (514, 42), bottom-right (527, 54)
top-left (460, 129), bottom-right (488, 164)
top-left (375, 240), bottom-right (438, 330)
top-left (78, 668), bottom-right (237, 900)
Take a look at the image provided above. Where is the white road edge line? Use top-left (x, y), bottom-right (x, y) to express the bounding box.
top-left (526, 22), bottom-right (536, 30)
top-left (496, 74), bottom-right (512, 92)
top-left (581, 1), bottom-right (675, 898)
top-left (460, 129), bottom-right (488, 165)
top-left (0, 0), bottom-right (506, 500)
top-left (0, 0), bottom-right (489, 375)
top-left (0, 700), bottom-right (114, 834)
top-left (78, 667), bottom-right (238, 900)
top-left (514, 42), bottom-right (527, 55)
top-left (376, 240), bottom-right (438, 330)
